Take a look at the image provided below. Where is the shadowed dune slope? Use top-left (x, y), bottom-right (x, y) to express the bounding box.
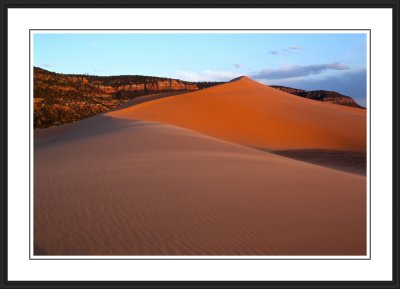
top-left (109, 76), bottom-right (366, 151)
top-left (34, 115), bottom-right (366, 256)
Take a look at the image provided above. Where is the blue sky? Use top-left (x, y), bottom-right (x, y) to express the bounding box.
top-left (34, 33), bottom-right (367, 106)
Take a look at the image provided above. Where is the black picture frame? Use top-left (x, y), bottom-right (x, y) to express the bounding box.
top-left (0, 1), bottom-right (399, 288)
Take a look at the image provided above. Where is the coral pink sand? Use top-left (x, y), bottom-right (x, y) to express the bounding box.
top-left (34, 114), bottom-right (366, 255)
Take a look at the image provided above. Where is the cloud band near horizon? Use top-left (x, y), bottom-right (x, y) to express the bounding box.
top-left (251, 62), bottom-right (349, 80)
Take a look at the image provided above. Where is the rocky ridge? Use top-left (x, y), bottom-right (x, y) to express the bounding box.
top-left (34, 67), bottom-right (222, 128)
top-left (270, 85), bottom-right (364, 109)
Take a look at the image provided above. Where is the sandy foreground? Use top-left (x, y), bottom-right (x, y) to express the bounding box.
top-left (34, 114), bottom-right (366, 256)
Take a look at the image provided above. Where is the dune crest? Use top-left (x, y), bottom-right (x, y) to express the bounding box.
top-left (108, 77), bottom-right (366, 151)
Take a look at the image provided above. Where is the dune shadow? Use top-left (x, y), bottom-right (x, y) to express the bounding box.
top-left (262, 148), bottom-right (366, 176)
top-left (34, 115), bottom-right (157, 149)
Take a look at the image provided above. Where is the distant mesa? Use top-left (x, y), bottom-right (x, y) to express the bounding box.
top-left (270, 85), bottom-right (364, 109)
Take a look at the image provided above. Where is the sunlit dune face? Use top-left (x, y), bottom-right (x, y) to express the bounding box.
top-left (109, 76), bottom-right (366, 151)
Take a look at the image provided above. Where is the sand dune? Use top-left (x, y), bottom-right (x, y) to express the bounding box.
top-left (34, 115), bottom-right (366, 256)
top-left (109, 77), bottom-right (366, 151)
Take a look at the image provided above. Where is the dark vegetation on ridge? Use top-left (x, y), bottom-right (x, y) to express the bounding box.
top-left (33, 67), bottom-right (223, 128)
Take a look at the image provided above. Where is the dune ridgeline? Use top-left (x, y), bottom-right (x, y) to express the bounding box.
top-left (34, 76), bottom-right (367, 256)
